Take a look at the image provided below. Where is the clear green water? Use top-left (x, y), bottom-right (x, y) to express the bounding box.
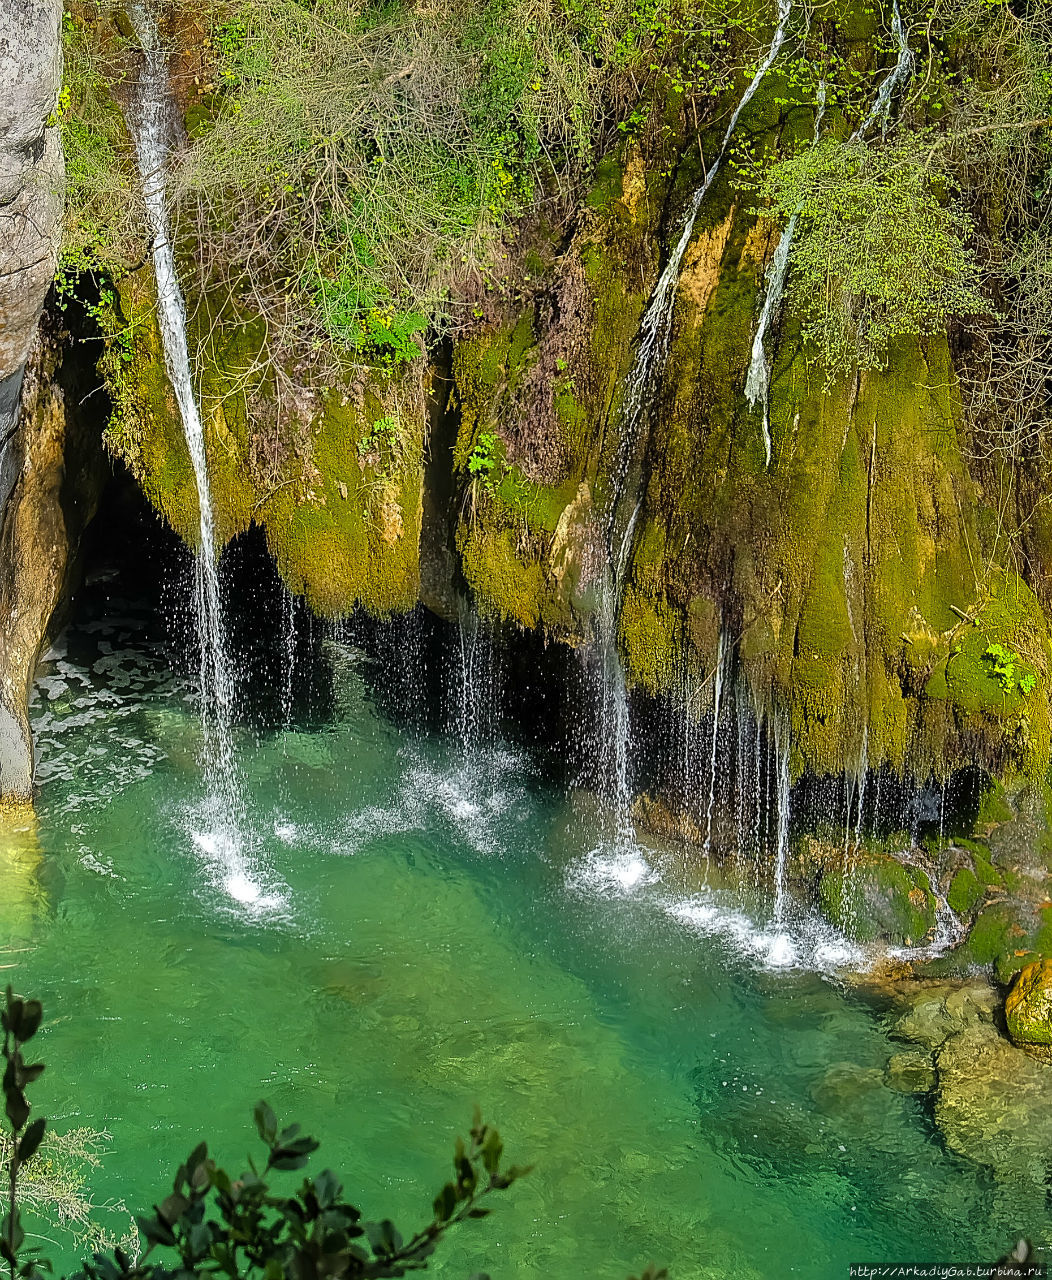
top-left (4, 599), bottom-right (1046, 1278)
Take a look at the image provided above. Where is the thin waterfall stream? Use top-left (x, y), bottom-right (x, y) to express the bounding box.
top-left (860, 0), bottom-right (913, 137)
top-left (128, 6), bottom-right (271, 907)
top-left (592, 0), bottom-right (794, 852)
top-left (744, 1), bottom-right (913, 450)
top-left (743, 81), bottom-right (827, 456)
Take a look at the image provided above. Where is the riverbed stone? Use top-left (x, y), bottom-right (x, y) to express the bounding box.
top-left (884, 1050), bottom-right (936, 1094)
top-left (890, 977), bottom-right (997, 1050)
top-left (934, 1021), bottom-right (1052, 1182)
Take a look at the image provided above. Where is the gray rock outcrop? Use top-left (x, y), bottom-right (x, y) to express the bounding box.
top-left (0, 0), bottom-right (65, 799)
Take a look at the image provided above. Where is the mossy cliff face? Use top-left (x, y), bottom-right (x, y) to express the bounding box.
top-left (106, 270), bottom-right (425, 618)
top-left (439, 11), bottom-right (1052, 791)
top-left (104, 0), bottom-right (1051, 794)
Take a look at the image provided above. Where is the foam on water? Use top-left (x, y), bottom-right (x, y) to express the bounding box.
top-left (188, 823), bottom-right (287, 917)
top-left (564, 833), bottom-right (869, 974)
top-left (566, 842), bottom-right (660, 898)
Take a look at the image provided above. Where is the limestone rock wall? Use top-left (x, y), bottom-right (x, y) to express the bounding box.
top-left (0, 324), bottom-right (107, 799)
top-left (0, 0), bottom-right (67, 797)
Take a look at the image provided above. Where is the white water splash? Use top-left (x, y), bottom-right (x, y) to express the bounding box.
top-left (566, 844), bottom-right (659, 898)
top-left (666, 894), bottom-right (865, 973)
top-left (565, 837), bottom-right (866, 974)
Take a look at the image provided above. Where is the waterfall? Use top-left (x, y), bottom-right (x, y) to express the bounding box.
top-left (129, 7), bottom-right (266, 907)
top-left (859, 0), bottom-right (912, 138)
top-left (617, 0), bottom-right (794, 455)
top-left (771, 719), bottom-right (792, 926)
top-left (590, 1), bottom-right (793, 843)
top-left (594, 502), bottom-right (641, 843)
top-left (743, 2), bottom-right (912, 450)
top-left (452, 608), bottom-right (500, 755)
top-left (702, 628), bottom-right (726, 854)
top-left (743, 83), bottom-right (827, 461)
top-left (280, 588), bottom-right (297, 729)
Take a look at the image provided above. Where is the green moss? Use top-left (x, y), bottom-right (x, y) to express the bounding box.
top-left (818, 851), bottom-right (936, 944)
top-left (263, 390), bottom-right (423, 616)
top-left (947, 866), bottom-right (981, 915)
top-left (458, 524), bottom-right (550, 631)
top-left (974, 778), bottom-right (1014, 830)
top-left (958, 902), bottom-right (1027, 967)
top-left (619, 584), bottom-right (680, 693)
top-left (584, 154), bottom-right (624, 211)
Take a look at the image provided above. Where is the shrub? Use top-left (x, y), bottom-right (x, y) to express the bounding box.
top-left (755, 137), bottom-right (987, 376)
top-left (0, 988), bottom-right (527, 1280)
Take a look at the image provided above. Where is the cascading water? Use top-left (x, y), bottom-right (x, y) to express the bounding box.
top-left (129, 6), bottom-right (271, 907)
top-left (617, 0), bottom-right (795, 443)
top-left (589, 0), bottom-right (794, 849)
top-left (743, 82), bottom-right (827, 459)
top-left (451, 608), bottom-right (500, 756)
top-left (743, 2), bottom-right (912, 449)
top-left (594, 503), bottom-right (641, 844)
top-left (771, 718), bottom-right (792, 927)
top-left (859, 0), bottom-right (913, 137)
top-left (280, 588), bottom-right (297, 730)
top-left (702, 628), bottom-right (726, 854)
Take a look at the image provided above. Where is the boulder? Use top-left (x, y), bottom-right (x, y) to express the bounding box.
top-left (0, 0), bottom-right (64, 438)
top-left (934, 1022), bottom-right (1052, 1183)
top-left (1005, 959), bottom-right (1052, 1050)
top-left (818, 849), bottom-right (937, 945)
top-left (0, 0), bottom-right (66, 799)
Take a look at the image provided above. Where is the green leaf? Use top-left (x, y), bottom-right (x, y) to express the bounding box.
top-left (480, 1127), bottom-right (503, 1175)
top-left (18, 1003), bottom-right (42, 1042)
top-left (254, 1100), bottom-right (278, 1146)
top-left (158, 1193), bottom-right (190, 1225)
top-left (136, 1214), bottom-right (176, 1249)
top-left (6, 1089), bottom-right (29, 1132)
top-left (433, 1182), bottom-right (457, 1224)
top-left (18, 1117), bottom-right (45, 1162)
top-left (314, 1168), bottom-right (341, 1208)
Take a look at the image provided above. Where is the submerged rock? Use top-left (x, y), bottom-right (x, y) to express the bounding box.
top-left (890, 977), bottom-right (997, 1051)
top-left (883, 1050), bottom-right (935, 1095)
top-left (934, 1021), bottom-right (1052, 1183)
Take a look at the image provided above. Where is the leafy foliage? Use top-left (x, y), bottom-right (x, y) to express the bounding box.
top-left (0, 1129), bottom-right (138, 1259)
top-left (58, 0), bottom-right (804, 384)
top-left (467, 432), bottom-right (503, 490)
top-left (167, 0), bottom-right (644, 366)
top-left (1, 987), bottom-right (48, 1280)
top-left (755, 137), bottom-right (986, 375)
top-left (356, 415), bottom-right (403, 468)
top-left (983, 644), bottom-right (1037, 696)
top-left (0, 990), bottom-right (533, 1280)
